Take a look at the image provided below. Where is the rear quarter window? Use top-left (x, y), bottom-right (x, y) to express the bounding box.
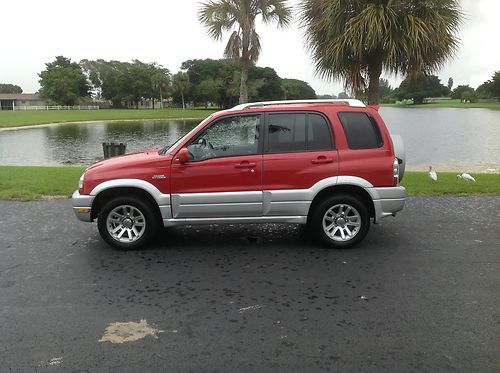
top-left (338, 112), bottom-right (383, 149)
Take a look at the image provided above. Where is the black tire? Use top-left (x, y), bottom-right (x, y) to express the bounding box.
top-left (310, 194), bottom-right (370, 249)
top-left (97, 196), bottom-right (159, 250)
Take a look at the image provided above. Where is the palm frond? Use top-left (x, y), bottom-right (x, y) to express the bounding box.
top-left (257, 0), bottom-right (293, 27)
top-left (299, 0), bottom-right (464, 94)
top-left (224, 30), bottom-right (242, 60)
top-left (198, 0), bottom-right (239, 40)
top-left (248, 29), bottom-right (261, 62)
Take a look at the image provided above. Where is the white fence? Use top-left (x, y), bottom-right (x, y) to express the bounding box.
top-left (13, 105), bottom-right (100, 111)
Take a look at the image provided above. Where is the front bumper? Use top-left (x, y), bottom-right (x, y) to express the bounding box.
top-left (71, 190), bottom-right (95, 222)
top-left (368, 186), bottom-right (406, 223)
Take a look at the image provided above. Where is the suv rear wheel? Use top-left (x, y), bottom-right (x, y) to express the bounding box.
top-left (97, 196), bottom-right (159, 250)
top-left (311, 194), bottom-right (370, 249)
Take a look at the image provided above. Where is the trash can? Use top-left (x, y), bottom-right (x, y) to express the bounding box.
top-left (102, 142), bottom-right (127, 159)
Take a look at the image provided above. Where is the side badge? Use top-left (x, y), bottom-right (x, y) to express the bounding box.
top-left (152, 175), bottom-right (167, 180)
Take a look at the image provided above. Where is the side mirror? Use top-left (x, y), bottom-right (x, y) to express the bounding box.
top-left (176, 148), bottom-right (190, 164)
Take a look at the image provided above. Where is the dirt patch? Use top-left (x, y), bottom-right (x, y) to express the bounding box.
top-left (99, 319), bottom-right (164, 344)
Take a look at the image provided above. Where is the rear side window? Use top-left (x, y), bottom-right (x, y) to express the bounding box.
top-left (308, 114), bottom-right (333, 150)
top-left (338, 112), bottom-right (383, 149)
top-left (267, 113), bottom-right (333, 153)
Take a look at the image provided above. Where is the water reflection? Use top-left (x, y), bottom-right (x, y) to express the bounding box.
top-left (0, 109), bottom-right (499, 167)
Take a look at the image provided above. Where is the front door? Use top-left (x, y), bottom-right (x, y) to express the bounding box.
top-left (170, 114), bottom-right (263, 219)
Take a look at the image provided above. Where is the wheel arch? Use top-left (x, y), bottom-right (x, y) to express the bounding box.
top-left (91, 187), bottom-right (162, 221)
top-left (307, 185), bottom-right (375, 224)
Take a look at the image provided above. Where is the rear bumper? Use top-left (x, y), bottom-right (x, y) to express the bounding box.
top-left (71, 190), bottom-right (95, 222)
top-left (368, 186), bottom-right (406, 223)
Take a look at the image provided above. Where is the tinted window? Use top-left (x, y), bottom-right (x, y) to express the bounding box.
top-left (267, 113), bottom-right (333, 153)
top-left (187, 115), bottom-right (260, 161)
top-left (308, 114), bottom-right (333, 150)
top-left (267, 113), bottom-right (306, 152)
top-left (338, 112), bottom-right (383, 149)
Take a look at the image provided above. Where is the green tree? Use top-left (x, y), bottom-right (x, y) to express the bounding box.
top-left (81, 59), bottom-right (169, 108)
top-left (461, 89), bottom-right (477, 103)
top-left (317, 94), bottom-right (336, 99)
top-left (194, 78), bottom-right (222, 108)
top-left (39, 56), bottom-right (90, 105)
top-left (338, 92), bottom-right (349, 99)
top-left (151, 69), bottom-right (171, 109)
top-left (475, 71), bottom-right (500, 100)
top-left (450, 85), bottom-right (475, 101)
top-left (395, 75), bottom-right (448, 104)
top-left (379, 78), bottom-right (393, 102)
top-left (0, 84), bottom-right (22, 94)
top-left (177, 58), bottom-right (318, 108)
top-left (476, 81), bottom-right (492, 99)
top-left (447, 77), bottom-right (454, 92)
top-left (489, 71), bottom-right (500, 98)
top-left (199, 0), bottom-right (292, 104)
top-left (248, 66), bottom-right (282, 101)
top-left (281, 79), bottom-right (316, 100)
top-left (172, 72), bottom-right (191, 110)
top-left (299, 0), bottom-right (463, 105)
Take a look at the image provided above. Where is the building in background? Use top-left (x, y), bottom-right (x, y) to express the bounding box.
top-left (0, 93), bottom-right (46, 110)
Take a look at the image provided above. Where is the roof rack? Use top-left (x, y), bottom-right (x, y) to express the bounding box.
top-left (229, 99), bottom-right (366, 111)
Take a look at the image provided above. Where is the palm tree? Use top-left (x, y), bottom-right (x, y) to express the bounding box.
top-left (299, 0), bottom-right (463, 105)
top-left (151, 69), bottom-right (170, 109)
top-left (199, 0), bottom-right (292, 104)
top-left (173, 72), bottom-right (191, 110)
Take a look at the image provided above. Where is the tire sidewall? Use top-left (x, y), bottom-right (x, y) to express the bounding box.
top-left (97, 196), bottom-right (158, 250)
top-left (311, 194), bottom-right (370, 249)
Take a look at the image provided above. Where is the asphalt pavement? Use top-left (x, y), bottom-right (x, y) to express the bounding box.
top-left (0, 196), bottom-right (499, 372)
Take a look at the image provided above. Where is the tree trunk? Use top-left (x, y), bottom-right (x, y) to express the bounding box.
top-left (159, 87), bottom-right (163, 109)
top-left (239, 61), bottom-right (249, 104)
top-left (181, 92), bottom-right (185, 110)
top-left (239, 22), bottom-right (251, 105)
top-left (367, 60), bottom-right (383, 105)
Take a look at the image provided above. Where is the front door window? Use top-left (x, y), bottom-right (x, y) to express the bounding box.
top-left (187, 115), bottom-right (260, 161)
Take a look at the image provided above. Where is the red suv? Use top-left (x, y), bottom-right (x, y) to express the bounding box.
top-left (72, 99), bottom-right (406, 250)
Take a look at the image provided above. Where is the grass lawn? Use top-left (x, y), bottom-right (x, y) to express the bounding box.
top-left (0, 166), bottom-right (85, 200)
top-left (1, 167), bottom-right (499, 201)
top-left (401, 172), bottom-right (500, 195)
top-left (0, 108), bottom-right (217, 128)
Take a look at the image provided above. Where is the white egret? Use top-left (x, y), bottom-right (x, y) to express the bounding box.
top-left (457, 173), bottom-right (476, 182)
top-left (428, 166), bottom-right (437, 182)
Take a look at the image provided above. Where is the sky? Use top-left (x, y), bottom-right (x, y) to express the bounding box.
top-left (1, 0), bottom-right (498, 95)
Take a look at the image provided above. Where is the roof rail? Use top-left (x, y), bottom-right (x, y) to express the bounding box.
top-left (229, 99), bottom-right (366, 111)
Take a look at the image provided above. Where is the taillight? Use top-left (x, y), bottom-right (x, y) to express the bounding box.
top-left (393, 158), bottom-right (399, 186)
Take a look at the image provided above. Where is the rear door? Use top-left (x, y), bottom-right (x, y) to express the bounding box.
top-left (170, 113), bottom-right (263, 218)
top-left (262, 112), bottom-right (338, 216)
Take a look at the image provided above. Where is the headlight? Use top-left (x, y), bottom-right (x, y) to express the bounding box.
top-left (78, 174), bottom-right (85, 191)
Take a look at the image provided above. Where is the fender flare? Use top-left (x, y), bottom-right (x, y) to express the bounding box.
top-left (90, 179), bottom-right (170, 205)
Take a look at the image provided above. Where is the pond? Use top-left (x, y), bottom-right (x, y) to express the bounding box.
top-left (0, 119), bottom-right (198, 167)
top-left (0, 107), bottom-right (499, 171)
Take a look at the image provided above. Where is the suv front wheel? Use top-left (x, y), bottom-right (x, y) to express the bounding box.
top-left (311, 194), bottom-right (370, 249)
top-left (97, 196), bottom-right (159, 250)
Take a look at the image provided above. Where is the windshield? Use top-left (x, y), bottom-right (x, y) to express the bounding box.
top-left (159, 115), bottom-right (215, 155)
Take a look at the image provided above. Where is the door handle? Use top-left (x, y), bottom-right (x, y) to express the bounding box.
top-left (235, 161), bottom-right (256, 169)
top-left (311, 156), bottom-right (333, 164)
